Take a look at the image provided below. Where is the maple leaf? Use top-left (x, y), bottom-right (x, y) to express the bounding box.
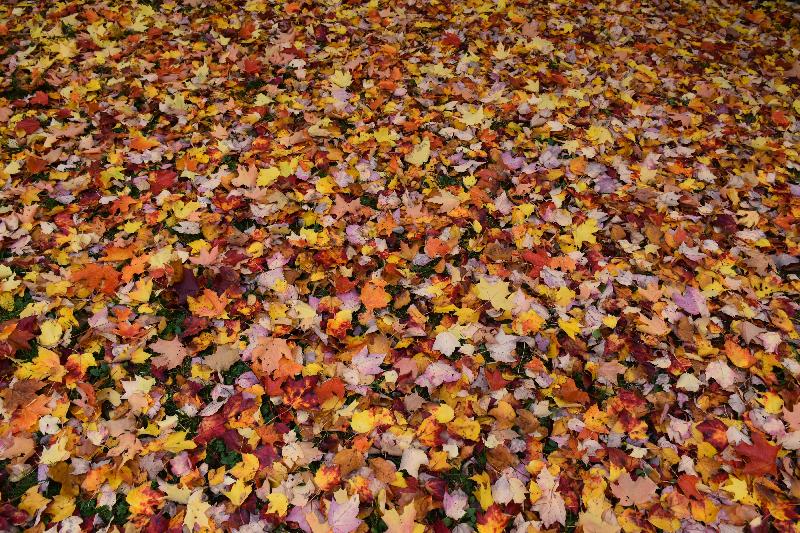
top-left (328, 493), bottom-right (361, 533)
top-left (721, 476), bottom-right (756, 504)
top-left (433, 330), bottom-right (460, 356)
top-left (724, 337), bottom-right (756, 369)
top-left (405, 137), bottom-right (431, 166)
top-left (329, 70), bottom-right (353, 88)
top-left (71, 264), bottom-right (121, 295)
top-left (19, 486), bottom-right (50, 519)
top-left (232, 163), bottom-right (258, 187)
top-left (476, 505), bottom-right (510, 533)
top-left (184, 491), bottom-right (211, 530)
top-left (382, 502), bottom-right (420, 533)
top-left (637, 314), bottom-right (670, 336)
top-left (572, 217), bottom-right (599, 248)
top-left (313, 464), bottom-right (341, 491)
top-left (474, 277), bottom-right (512, 311)
top-left (189, 245), bottom-right (221, 266)
top-left (127, 484), bottom-right (163, 516)
top-left (252, 337), bottom-right (302, 379)
top-left (225, 479), bottom-right (253, 507)
top-left (150, 337), bottom-right (189, 370)
top-left (6, 317), bottom-right (36, 353)
top-left (204, 344), bottom-right (240, 372)
top-left (187, 288), bottom-right (229, 318)
top-left (48, 494), bottom-right (76, 523)
top-left (587, 124), bottom-right (613, 144)
top-left (129, 135), bottom-right (160, 151)
top-left (532, 467), bottom-right (566, 527)
top-left (333, 448), bottom-right (365, 477)
top-left (610, 472), bottom-right (658, 507)
top-left (735, 431), bottom-right (778, 476)
top-left (15, 347), bottom-right (66, 382)
top-left (360, 281), bottom-right (391, 311)
top-left (428, 189), bottom-right (460, 213)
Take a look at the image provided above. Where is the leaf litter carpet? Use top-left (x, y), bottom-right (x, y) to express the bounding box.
top-left (1, 0), bottom-right (800, 532)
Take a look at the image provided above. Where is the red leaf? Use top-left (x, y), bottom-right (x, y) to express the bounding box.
top-left (30, 91), bottom-right (50, 105)
top-left (15, 117), bottom-right (40, 135)
top-left (243, 57), bottom-right (262, 75)
top-left (735, 431), bottom-right (778, 476)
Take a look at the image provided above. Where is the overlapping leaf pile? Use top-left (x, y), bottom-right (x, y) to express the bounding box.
top-left (1, 0), bottom-right (799, 531)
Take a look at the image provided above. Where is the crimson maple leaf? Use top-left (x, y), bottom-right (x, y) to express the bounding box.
top-left (735, 431), bottom-right (778, 476)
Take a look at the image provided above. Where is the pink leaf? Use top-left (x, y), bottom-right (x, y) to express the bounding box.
top-left (328, 495), bottom-right (361, 533)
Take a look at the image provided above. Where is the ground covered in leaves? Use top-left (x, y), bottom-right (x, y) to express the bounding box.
top-left (1, 0), bottom-right (800, 531)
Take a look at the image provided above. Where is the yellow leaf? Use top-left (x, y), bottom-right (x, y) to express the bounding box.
top-left (474, 278), bottom-right (512, 311)
top-left (131, 348), bottom-right (150, 364)
top-left (161, 483), bottom-right (192, 504)
top-left (433, 404), bottom-right (454, 423)
top-left (460, 105), bottom-right (485, 126)
top-left (316, 176), bottom-right (336, 194)
top-left (382, 502), bottom-right (422, 533)
top-left (257, 167), bottom-right (280, 186)
top-left (230, 453), bottom-right (259, 481)
top-left (470, 472), bottom-right (494, 510)
top-left (649, 515), bottom-right (680, 532)
top-left (528, 480), bottom-right (543, 503)
top-left (721, 477), bottom-right (755, 504)
top-left (513, 309), bottom-right (545, 335)
top-left (127, 484), bottom-right (162, 515)
top-left (587, 124), bottom-right (613, 144)
top-left (85, 79), bottom-right (101, 92)
top-left (405, 137), bottom-right (431, 166)
top-left (267, 492), bottom-right (288, 516)
top-left (129, 278), bottom-right (153, 303)
top-left (19, 487), bottom-right (50, 517)
top-left (602, 315), bottom-right (619, 328)
top-left (66, 352), bottom-right (96, 375)
top-left (224, 478), bottom-right (252, 507)
top-left (758, 392), bottom-right (784, 414)
top-left (351, 410), bottom-right (376, 433)
top-left (572, 218), bottom-right (599, 248)
top-left (48, 494), bottom-right (76, 523)
top-left (162, 431), bottom-right (197, 453)
top-left (38, 319), bottom-right (63, 347)
top-left (330, 70), bottom-right (353, 88)
top-left (374, 127), bottom-right (398, 145)
top-left (448, 416), bottom-right (481, 441)
top-left (184, 491), bottom-right (211, 530)
top-left (558, 318), bottom-right (581, 339)
top-left (15, 347), bottom-right (66, 382)
top-left (254, 93), bottom-right (273, 106)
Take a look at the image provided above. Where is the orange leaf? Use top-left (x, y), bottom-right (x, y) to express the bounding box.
top-left (71, 264), bottom-right (121, 295)
top-left (11, 395), bottom-right (51, 433)
top-left (129, 136), bottom-right (160, 151)
top-left (252, 338), bottom-right (302, 379)
top-left (725, 338), bottom-right (756, 369)
top-left (313, 464), bottom-right (341, 491)
top-left (188, 289), bottom-right (229, 318)
top-left (360, 281), bottom-right (391, 311)
top-left (477, 505), bottom-right (510, 533)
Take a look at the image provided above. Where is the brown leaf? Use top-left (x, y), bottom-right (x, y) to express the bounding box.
top-left (368, 457), bottom-right (397, 484)
top-left (150, 337), bottom-right (189, 370)
top-left (611, 472), bottom-right (658, 507)
top-left (333, 448), bottom-right (365, 477)
top-left (204, 344), bottom-right (240, 373)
